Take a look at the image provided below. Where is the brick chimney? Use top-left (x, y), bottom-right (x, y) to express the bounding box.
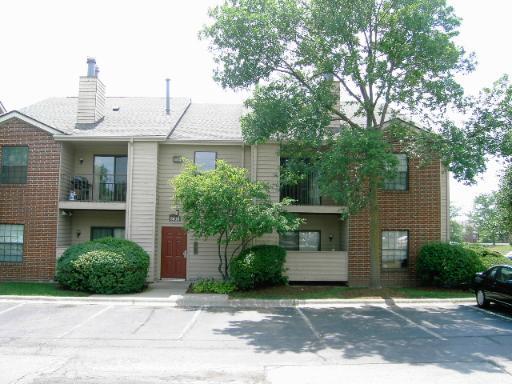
top-left (76, 57), bottom-right (105, 126)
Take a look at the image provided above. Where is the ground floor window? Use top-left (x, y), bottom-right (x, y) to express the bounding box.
top-left (91, 227), bottom-right (125, 241)
top-left (382, 230), bottom-right (408, 269)
top-left (0, 224), bottom-right (24, 262)
top-left (279, 231), bottom-right (321, 251)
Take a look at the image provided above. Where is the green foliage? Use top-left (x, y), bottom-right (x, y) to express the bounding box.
top-left (449, 204), bottom-right (464, 243)
top-left (229, 245), bottom-right (287, 290)
top-left (469, 192), bottom-right (508, 244)
top-left (172, 160), bottom-right (301, 280)
top-left (190, 278), bottom-right (236, 294)
top-left (417, 242), bottom-right (482, 287)
top-left (498, 165), bottom-right (512, 233)
top-left (56, 238), bottom-right (150, 294)
top-left (463, 244), bottom-right (512, 269)
top-left (201, 0), bottom-right (494, 288)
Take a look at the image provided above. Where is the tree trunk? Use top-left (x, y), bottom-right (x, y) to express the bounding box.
top-left (368, 174), bottom-right (382, 288)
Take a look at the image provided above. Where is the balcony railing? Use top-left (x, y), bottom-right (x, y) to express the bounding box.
top-left (280, 171), bottom-right (321, 205)
top-left (63, 174), bottom-right (127, 202)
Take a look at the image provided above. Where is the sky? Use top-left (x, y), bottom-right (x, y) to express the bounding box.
top-left (0, 0), bottom-right (510, 218)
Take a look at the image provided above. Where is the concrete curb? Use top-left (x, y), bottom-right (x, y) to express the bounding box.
top-left (0, 294), bottom-right (475, 307)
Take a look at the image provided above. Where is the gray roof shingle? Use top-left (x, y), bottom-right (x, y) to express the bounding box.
top-left (170, 103), bottom-right (244, 141)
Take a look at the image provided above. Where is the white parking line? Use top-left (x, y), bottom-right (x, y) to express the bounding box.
top-left (296, 308), bottom-right (323, 342)
top-left (58, 305), bottom-right (112, 338)
top-left (0, 303), bottom-right (24, 316)
top-left (383, 306), bottom-right (447, 341)
top-left (468, 306), bottom-right (512, 323)
top-left (178, 307), bottom-right (203, 340)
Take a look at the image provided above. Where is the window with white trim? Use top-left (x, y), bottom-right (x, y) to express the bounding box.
top-left (0, 224), bottom-right (24, 262)
top-left (383, 154), bottom-right (408, 191)
top-left (1, 146), bottom-right (29, 184)
top-left (382, 230), bottom-right (408, 269)
top-left (194, 151), bottom-right (216, 172)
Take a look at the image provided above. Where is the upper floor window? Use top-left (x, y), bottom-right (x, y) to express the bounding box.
top-left (0, 146), bottom-right (29, 184)
top-left (382, 230), bottom-right (408, 269)
top-left (194, 151), bottom-right (216, 172)
top-left (0, 224), bottom-right (24, 263)
top-left (383, 153), bottom-right (408, 191)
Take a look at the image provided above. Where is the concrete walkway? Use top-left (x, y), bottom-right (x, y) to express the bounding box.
top-left (0, 280), bottom-right (477, 307)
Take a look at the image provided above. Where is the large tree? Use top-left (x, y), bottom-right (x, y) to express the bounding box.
top-left (201, 0), bottom-right (492, 287)
top-left (469, 192), bottom-right (508, 245)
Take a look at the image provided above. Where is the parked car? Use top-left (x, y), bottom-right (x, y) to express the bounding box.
top-left (473, 265), bottom-right (512, 308)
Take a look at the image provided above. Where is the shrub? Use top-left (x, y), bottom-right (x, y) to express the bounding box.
top-left (190, 278), bottom-right (236, 294)
top-left (56, 238), bottom-right (150, 294)
top-left (229, 245), bottom-right (287, 290)
top-left (464, 244), bottom-right (512, 269)
top-left (417, 242), bottom-right (482, 287)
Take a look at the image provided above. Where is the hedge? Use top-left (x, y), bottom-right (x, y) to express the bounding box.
top-left (229, 245), bottom-right (287, 290)
top-left (416, 242), bottom-right (482, 287)
top-left (56, 238), bottom-right (150, 294)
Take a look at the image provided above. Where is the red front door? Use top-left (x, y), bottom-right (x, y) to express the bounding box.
top-left (161, 227), bottom-right (187, 278)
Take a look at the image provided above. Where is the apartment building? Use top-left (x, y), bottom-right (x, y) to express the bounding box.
top-left (0, 59), bottom-right (449, 286)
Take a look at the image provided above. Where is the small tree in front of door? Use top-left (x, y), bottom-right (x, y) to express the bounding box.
top-left (171, 160), bottom-right (301, 280)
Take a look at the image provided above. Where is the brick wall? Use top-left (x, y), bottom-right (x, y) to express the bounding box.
top-left (348, 154), bottom-right (442, 287)
top-left (0, 118), bottom-right (60, 281)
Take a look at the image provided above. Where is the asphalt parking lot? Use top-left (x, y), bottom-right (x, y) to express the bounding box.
top-left (0, 301), bottom-right (512, 383)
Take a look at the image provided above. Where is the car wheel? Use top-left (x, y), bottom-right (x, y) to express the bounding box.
top-left (476, 289), bottom-right (490, 308)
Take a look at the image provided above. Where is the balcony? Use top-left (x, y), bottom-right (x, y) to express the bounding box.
top-left (280, 171), bottom-right (321, 205)
top-left (59, 174), bottom-right (127, 210)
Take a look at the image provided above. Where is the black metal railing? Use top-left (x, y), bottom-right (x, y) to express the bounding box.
top-left (280, 171), bottom-right (321, 205)
top-left (64, 174), bottom-right (127, 202)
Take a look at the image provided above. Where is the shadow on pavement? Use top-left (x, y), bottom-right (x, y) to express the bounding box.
top-left (210, 304), bottom-right (512, 375)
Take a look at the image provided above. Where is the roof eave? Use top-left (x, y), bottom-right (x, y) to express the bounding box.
top-left (0, 111), bottom-right (67, 135)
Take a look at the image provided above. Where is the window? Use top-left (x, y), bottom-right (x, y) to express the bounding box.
top-left (279, 231), bottom-right (321, 251)
top-left (91, 227), bottom-right (125, 241)
top-left (0, 224), bottom-right (24, 262)
top-left (194, 151), bottom-right (216, 171)
top-left (382, 230), bottom-right (408, 269)
top-left (383, 154), bottom-right (407, 191)
top-left (1, 146), bottom-right (29, 184)
top-left (497, 267), bottom-right (512, 283)
top-left (93, 155), bottom-right (128, 201)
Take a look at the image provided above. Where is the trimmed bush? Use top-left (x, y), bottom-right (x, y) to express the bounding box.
top-left (417, 242), bottom-right (482, 287)
top-left (229, 245), bottom-right (287, 291)
top-left (190, 278), bottom-right (236, 294)
top-left (56, 238), bottom-right (150, 294)
top-left (464, 244), bottom-right (512, 269)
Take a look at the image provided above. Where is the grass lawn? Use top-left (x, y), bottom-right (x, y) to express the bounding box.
top-left (0, 282), bottom-right (89, 297)
top-left (230, 285), bottom-right (474, 300)
top-left (485, 244), bottom-right (512, 255)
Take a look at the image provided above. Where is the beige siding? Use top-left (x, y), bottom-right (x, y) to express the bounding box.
top-left (56, 142), bottom-right (74, 257)
top-left (440, 164), bottom-right (450, 241)
top-left (155, 144), bottom-right (244, 280)
top-left (254, 144), bottom-right (280, 245)
top-left (127, 141), bottom-right (158, 280)
top-left (285, 251), bottom-right (348, 281)
top-left (59, 142), bottom-right (74, 200)
top-left (77, 77), bottom-right (105, 124)
top-left (71, 210), bottom-right (126, 245)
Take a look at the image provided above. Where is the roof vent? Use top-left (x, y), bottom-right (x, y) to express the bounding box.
top-left (112, 106), bottom-right (120, 111)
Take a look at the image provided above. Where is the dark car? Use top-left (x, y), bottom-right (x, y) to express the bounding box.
top-left (473, 265), bottom-right (512, 308)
